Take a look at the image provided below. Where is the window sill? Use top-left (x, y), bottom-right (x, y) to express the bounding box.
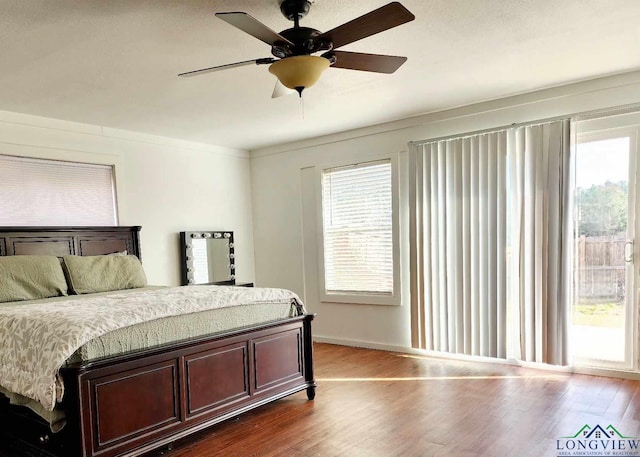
top-left (320, 292), bottom-right (400, 306)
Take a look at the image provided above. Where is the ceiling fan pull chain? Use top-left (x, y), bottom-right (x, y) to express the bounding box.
top-left (300, 93), bottom-right (305, 121)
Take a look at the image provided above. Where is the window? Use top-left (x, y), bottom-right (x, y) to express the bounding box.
top-left (0, 154), bottom-right (117, 226)
top-left (320, 159), bottom-right (398, 304)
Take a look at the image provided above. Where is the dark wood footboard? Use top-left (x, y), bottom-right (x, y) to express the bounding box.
top-left (0, 314), bottom-right (316, 457)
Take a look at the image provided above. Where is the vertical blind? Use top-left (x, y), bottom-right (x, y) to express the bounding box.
top-left (412, 132), bottom-right (508, 357)
top-left (322, 160), bottom-right (393, 295)
top-left (409, 119), bottom-right (571, 365)
top-left (0, 155), bottom-right (117, 226)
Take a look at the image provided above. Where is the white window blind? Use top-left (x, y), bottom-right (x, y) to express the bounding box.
top-left (322, 160), bottom-right (393, 295)
top-left (0, 155), bottom-right (117, 226)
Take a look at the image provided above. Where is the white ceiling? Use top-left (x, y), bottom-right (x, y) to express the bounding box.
top-left (1, 0), bottom-right (639, 151)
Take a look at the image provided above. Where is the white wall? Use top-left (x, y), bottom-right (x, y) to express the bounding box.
top-left (0, 111), bottom-right (255, 286)
top-left (250, 70), bottom-right (640, 351)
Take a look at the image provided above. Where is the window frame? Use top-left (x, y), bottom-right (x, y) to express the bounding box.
top-left (316, 154), bottom-right (401, 306)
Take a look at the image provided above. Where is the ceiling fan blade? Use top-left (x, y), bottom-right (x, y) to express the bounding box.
top-left (216, 12), bottom-right (294, 47)
top-left (330, 51), bottom-right (407, 74)
top-left (318, 2), bottom-right (415, 50)
top-left (178, 58), bottom-right (275, 77)
top-left (272, 80), bottom-right (296, 98)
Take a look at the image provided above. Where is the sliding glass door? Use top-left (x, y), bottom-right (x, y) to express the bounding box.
top-left (572, 121), bottom-right (638, 369)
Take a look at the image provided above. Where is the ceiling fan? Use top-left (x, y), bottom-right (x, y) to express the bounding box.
top-left (178, 0), bottom-right (415, 97)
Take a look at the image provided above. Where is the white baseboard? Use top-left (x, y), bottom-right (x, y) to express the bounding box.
top-left (312, 335), bottom-right (422, 355)
top-left (312, 335), bottom-right (640, 380)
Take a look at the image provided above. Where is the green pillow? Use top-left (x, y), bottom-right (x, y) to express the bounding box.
top-left (0, 255), bottom-right (68, 303)
top-left (62, 255), bottom-right (148, 294)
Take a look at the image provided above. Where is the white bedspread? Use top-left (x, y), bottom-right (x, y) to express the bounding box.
top-left (0, 285), bottom-right (302, 412)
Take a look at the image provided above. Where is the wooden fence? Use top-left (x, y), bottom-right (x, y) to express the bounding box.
top-left (576, 235), bottom-right (626, 302)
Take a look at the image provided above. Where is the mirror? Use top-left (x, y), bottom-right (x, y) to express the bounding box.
top-left (179, 231), bottom-right (235, 285)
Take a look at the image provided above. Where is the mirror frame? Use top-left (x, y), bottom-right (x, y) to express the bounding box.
top-left (179, 231), bottom-right (235, 285)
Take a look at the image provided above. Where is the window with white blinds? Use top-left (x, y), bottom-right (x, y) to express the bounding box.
top-left (321, 159), bottom-right (394, 298)
top-left (0, 155), bottom-right (117, 226)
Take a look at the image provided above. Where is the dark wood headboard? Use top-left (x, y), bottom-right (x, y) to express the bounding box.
top-left (0, 226), bottom-right (142, 260)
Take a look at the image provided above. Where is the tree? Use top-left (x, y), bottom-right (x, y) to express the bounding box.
top-left (577, 181), bottom-right (627, 236)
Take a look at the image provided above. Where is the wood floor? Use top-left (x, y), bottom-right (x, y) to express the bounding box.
top-left (144, 343), bottom-right (640, 457)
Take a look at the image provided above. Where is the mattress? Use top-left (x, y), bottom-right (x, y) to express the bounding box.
top-left (67, 293), bottom-right (294, 363)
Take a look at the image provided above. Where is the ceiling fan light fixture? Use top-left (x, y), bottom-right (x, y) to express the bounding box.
top-left (268, 55), bottom-right (329, 95)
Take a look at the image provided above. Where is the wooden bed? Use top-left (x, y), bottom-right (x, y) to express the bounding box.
top-left (0, 226), bottom-right (316, 457)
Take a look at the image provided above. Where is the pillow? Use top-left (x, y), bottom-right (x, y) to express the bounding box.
top-left (62, 255), bottom-right (148, 294)
top-left (0, 255), bottom-right (68, 303)
top-left (108, 250), bottom-right (128, 256)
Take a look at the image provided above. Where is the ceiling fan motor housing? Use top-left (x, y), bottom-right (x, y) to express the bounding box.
top-left (280, 0), bottom-right (312, 21)
top-left (272, 27), bottom-right (332, 58)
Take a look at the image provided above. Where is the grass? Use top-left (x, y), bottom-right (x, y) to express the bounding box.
top-left (572, 301), bottom-right (625, 327)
